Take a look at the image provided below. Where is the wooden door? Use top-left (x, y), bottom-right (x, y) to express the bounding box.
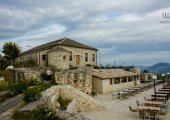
top-left (76, 55), bottom-right (80, 65)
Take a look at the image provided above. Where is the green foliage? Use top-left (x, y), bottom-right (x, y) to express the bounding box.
top-left (12, 111), bottom-right (34, 120)
top-left (13, 105), bottom-right (62, 120)
top-left (86, 64), bottom-right (92, 66)
top-left (0, 70), bottom-right (14, 83)
top-left (143, 69), bottom-right (149, 73)
top-left (23, 87), bottom-right (41, 103)
top-left (0, 80), bottom-right (9, 91)
top-left (2, 42), bottom-right (21, 64)
top-left (0, 57), bottom-right (8, 69)
top-left (14, 59), bottom-right (36, 68)
top-left (94, 65), bottom-right (100, 69)
top-left (91, 90), bottom-right (97, 97)
top-left (41, 83), bottom-right (52, 90)
top-left (27, 79), bottom-right (41, 86)
top-left (9, 81), bottom-right (28, 95)
top-left (58, 97), bottom-right (71, 110)
top-left (32, 104), bottom-right (59, 120)
top-left (40, 71), bottom-right (47, 80)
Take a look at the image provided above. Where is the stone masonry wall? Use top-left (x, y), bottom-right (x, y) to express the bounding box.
top-left (20, 85), bottom-right (104, 114)
top-left (55, 67), bottom-right (92, 94)
top-left (13, 68), bottom-right (42, 81)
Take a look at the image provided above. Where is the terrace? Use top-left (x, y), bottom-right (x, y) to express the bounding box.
top-left (80, 84), bottom-right (170, 120)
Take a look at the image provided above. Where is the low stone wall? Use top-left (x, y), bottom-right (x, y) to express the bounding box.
top-left (13, 68), bottom-right (42, 81)
top-left (58, 85), bottom-right (104, 113)
top-left (20, 85), bottom-right (104, 119)
top-left (55, 67), bottom-right (93, 94)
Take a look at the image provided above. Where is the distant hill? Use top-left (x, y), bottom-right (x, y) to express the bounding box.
top-left (144, 62), bottom-right (170, 73)
top-left (137, 66), bottom-right (148, 71)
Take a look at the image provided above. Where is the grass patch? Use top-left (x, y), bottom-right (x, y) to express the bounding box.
top-left (58, 97), bottom-right (71, 110)
top-left (0, 80), bottom-right (9, 91)
top-left (0, 70), bottom-right (14, 83)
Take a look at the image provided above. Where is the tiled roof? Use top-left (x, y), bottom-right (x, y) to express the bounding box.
top-left (92, 69), bottom-right (140, 79)
top-left (20, 38), bottom-right (97, 55)
top-left (47, 46), bottom-right (69, 53)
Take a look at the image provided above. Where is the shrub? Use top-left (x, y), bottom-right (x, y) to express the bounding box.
top-left (58, 97), bottom-right (71, 110)
top-left (0, 70), bottom-right (13, 83)
top-left (94, 65), bottom-right (100, 69)
top-left (27, 79), bottom-right (41, 86)
top-left (13, 105), bottom-right (62, 120)
top-left (91, 90), bottom-right (97, 97)
top-left (33, 104), bottom-right (59, 120)
top-left (41, 83), bottom-right (52, 90)
top-left (9, 81), bottom-right (28, 95)
top-left (23, 87), bottom-right (41, 103)
top-left (12, 111), bottom-right (34, 120)
top-left (40, 71), bottom-right (47, 80)
top-left (0, 80), bottom-right (9, 91)
top-left (86, 64), bottom-right (92, 66)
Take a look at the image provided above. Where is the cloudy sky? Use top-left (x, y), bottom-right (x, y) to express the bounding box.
top-left (0, 0), bottom-right (170, 66)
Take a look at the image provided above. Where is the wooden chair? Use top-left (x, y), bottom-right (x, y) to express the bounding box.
top-left (144, 96), bottom-right (151, 101)
top-left (128, 106), bottom-right (137, 112)
top-left (149, 110), bottom-right (159, 120)
top-left (138, 110), bottom-right (145, 120)
top-left (112, 92), bottom-right (119, 99)
top-left (136, 101), bottom-right (143, 107)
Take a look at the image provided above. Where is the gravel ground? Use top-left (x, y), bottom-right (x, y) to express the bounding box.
top-left (80, 84), bottom-right (170, 120)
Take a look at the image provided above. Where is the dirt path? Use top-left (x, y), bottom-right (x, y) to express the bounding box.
top-left (0, 94), bottom-right (23, 120)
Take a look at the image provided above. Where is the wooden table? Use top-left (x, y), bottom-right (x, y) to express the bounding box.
top-left (161, 88), bottom-right (170, 90)
top-left (164, 86), bottom-right (170, 89)
top-left (132, 88), bottom-right (140, 93)
top-left (144, 101), bottom-right (163, 107)
top-left (138, 106), bottom-right (160, 111)
top-left (151, 97), bottom-right (166, 102)
top-left (151, 94), bottom-right (168, 100)
top-left (159, 89), bottom-right (170, 92)
top-left (156, 91), bottom-right (169, 94)
top-left (117, 91), bottom-right (128, 99)
top-left (123, 89), bottom-right (135, 95)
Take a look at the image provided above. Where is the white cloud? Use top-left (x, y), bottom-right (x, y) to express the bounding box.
top-left (0, 0), bottom-right (170, 65)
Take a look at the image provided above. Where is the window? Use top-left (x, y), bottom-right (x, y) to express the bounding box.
top-left (63, 55), bottom-right (66, 60)
top-left (85, 53), bottom-right (88, 62)
top-left (69, 51), bottom-right (72, 61)
top-left (128, 77), bottom-right (133, 82)
top-left (92, 54), bottom-right (95, 62)
top-left (121, 77), bottom-right (127, 83)
top-left (110, 79), bottom-right (113, 85)
top-left (42, 55), bottom-right (46, 61)
top-left (114, 78), bottom-right (120, 84)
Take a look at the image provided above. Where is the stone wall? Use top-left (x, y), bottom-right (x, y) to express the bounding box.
top-left (48, 51), bottom-right (70, 70)
top-left (20, 85), bottom-right (104, 116)
top-left (93, 76), bottom-right (141, 94)
top-left (55, 67), bottom-right (92, 94)
top-left (13, 68), bottom-right (42, 81)
top-left (61, 46), bottom-right (97, 67)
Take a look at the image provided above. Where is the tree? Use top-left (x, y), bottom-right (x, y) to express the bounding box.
top-left (2, 42), bottom-right (21, 64)
top-left (143, 69), bottom-right (149, 73)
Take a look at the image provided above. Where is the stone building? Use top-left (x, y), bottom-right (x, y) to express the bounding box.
top-left (140, 73), bottom-right (157, 83)
top-left (16, 38), bottom-right (98, 69)
top-left (92, 69), bottom-right (140, 94)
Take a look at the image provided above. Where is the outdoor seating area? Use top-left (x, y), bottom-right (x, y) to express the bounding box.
top-left (114, 82), bottom-right (154, 99)
top-left (129, 84), bottom-right (170, 120)
top-left (80, 84), bottom-right (170, 120)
